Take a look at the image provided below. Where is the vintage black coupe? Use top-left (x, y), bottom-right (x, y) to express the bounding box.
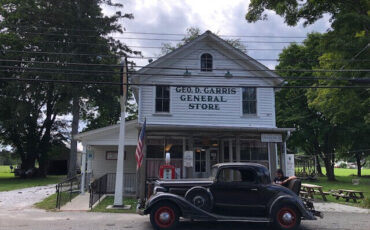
top-left (137, 163), bottom-right (322, 230)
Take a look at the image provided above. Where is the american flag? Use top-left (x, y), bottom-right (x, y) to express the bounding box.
top-left (135, 119), bottom-right (146, 170)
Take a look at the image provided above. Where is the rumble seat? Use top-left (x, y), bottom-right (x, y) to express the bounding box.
top-left (287, 179), bottom-right (301, 195)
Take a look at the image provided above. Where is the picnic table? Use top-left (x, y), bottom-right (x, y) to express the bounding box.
top-left (332, 189), bottom-right (365, 203)
top-left (301, 183), bottom-right (328, 201)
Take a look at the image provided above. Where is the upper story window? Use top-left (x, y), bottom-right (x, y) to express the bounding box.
top-left (155, 85), bottom-right (170, 113)
top-left (242, 87), bottom-right (257, 115)
top-left (200, 53), bottom-right (213, 72)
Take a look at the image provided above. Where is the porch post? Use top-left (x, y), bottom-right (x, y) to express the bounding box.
top-left (229, 139), bottom-right (233, 162)
top-left (86, 146), bottom-right (92, 188)
top-left (182, 137), bottom-right (186, 178)
top-left (80, 144), bottom-right (87, 194)
top-left (236, 136), bottom-right (241, 162)
top-left (282, 140), bottom-right (287, 174)
top-left (268, 143), bottom-right (278, 180)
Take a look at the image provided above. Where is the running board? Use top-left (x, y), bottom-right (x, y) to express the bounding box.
top-left (206, 214), bottom-right (271, 223)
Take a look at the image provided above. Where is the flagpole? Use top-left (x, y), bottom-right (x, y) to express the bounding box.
top-left (113, 58), bottom-right (128, 207)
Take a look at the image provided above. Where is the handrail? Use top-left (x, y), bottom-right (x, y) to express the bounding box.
top-left (56, 175), bottom-right (81, 209)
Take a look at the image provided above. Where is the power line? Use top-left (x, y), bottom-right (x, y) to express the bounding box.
top-left (1, 66), bottom-right (369, 81)
top-left (5, 31), bottom-right (304, 44)
top-left (0, 77), bottom-right (369, 89)
top-left (2, 50), bottom-right (369, 62)
top-left (6, 26), bottom-right (308, 38)
top-left (1, 59), bottom-right (369, 73)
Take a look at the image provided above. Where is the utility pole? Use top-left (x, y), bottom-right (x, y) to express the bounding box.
top-left (113, 58), bottom-right (128, 207)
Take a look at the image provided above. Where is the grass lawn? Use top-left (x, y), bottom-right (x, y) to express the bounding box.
top-left (34, 193), bottom-right (59, 211)
top-left (91, 196), bottom-right (138, 213)
top-left (0, 165), bottom-right (66, 192)
top-left (304, 168), bottom-right (370, 208)
top-left (34, 192), bottom-right (79, 211)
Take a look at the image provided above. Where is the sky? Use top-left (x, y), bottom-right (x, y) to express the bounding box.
top-left (0, 0), bottom-right (332, 153)
top-left (103, 0), bottom-right (332, 69)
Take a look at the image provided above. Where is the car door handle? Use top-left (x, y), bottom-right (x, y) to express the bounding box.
top-left (250, 188), bottom-right (258, 191)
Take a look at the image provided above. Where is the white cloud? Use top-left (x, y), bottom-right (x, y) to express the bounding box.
top-left (105, 0), bottom-right (331, 68)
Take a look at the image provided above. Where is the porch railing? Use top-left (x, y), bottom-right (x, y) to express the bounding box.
top-left (56, 175), bottom-right (81, 209)
top-left (89, 173), bottom-right (136, 208)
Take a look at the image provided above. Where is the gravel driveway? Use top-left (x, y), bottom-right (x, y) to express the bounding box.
top-left (0, 185), bottom-right (55, 211)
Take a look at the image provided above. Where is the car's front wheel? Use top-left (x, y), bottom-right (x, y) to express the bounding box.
top-left (150, 202), bottom-right (179, 230)
top-left (272, 205), bottom-right (301, 230)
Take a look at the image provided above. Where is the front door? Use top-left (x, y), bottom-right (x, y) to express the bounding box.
top-left (194, 148), bottom-right (208, 178)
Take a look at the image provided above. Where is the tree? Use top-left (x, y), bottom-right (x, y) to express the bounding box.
top-left (0, 0), bottom-right (137, 177)
top-left (159, 27), bottom-right (247, 56)
top-left (246, 0), bottom-right (370, 178)
top-left (275, 33), bottom-right (341, 180)
top-left (245, 0), bottom-right (369, 27)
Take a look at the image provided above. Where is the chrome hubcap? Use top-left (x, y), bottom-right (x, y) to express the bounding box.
top-left (159, 212), bottom-right (170, 222)
top-left (282, 212), bottom-right (293, 223)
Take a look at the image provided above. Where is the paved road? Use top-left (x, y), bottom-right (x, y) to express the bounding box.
top-left (0, 209), bottom-right (369, 230)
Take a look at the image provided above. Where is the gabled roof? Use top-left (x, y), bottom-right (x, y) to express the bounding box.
top-left (132, 30), bottom-right (283, 85)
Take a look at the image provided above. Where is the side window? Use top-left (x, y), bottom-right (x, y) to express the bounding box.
top-left (240, 169), bottom-right (256, 183)
top-left (242, 87), bottom-right (257, 115)
top-left (155, 85), bottom-right (170, 112)
top-left (200, 53), bottom-right (213, 72)
top-left (218, 168), bottom-right (256, 183)
top-left (218, 168), bottom-right (241, 182)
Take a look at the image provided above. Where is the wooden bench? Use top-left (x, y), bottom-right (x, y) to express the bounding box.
top-left (299, 191), bottom-right (309, 198)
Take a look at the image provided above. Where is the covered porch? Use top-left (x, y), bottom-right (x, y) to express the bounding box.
top-left (144, 124), bottom-right (294, 180)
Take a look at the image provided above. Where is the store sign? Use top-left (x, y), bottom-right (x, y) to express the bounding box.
top-left (261, 134), bottom-right (282, 143)
top-left (175, 87), bottom-right (237, 111)
top-left (286, 154), bottom-right (295, 177)
top-left (183, 151), bottom-right (194, 167)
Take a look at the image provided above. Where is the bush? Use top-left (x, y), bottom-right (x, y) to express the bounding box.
top-left (339, 162), bottom-right (347, 168)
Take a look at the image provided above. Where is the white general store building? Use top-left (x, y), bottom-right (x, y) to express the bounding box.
top-left (75, 31), bottom-right (294, 194)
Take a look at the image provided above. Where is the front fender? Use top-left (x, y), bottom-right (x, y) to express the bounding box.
top-left (269, 194), bottom-right (316, 220)
top-left (143, 192), bottom-right (217, 220)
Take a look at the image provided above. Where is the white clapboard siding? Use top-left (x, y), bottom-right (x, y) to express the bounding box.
top-left (91, 145), bottom-right (137, 179)
top-left (137, 37), bottom-right (277, 128)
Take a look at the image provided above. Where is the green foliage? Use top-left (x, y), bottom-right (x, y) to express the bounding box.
top-left (0, 0), bottom-right (139, 174)
top-left (248, 0), bottom-right (370, 178)
top-left (246, 0), bottom-right (370, 27)
top-left (339, 162), bottom-right (347, 169)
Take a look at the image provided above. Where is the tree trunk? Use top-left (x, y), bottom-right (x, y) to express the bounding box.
top-left (322, 155), bottom-right (335, 181)
top-left (68, 96), bottom-right (80, 178)
top-left (315, 155), bottom-right (324, 176)
top-left (356, 154), bottom-right (362, 177)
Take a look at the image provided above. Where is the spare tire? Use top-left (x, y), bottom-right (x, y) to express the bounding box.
top-left (185, 187), bottom-right (213, 212)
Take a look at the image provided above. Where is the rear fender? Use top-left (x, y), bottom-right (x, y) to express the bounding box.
top-left (269, 194), bottom-right (316, 220)
top-left (144, 193), bottom-right (217, 220)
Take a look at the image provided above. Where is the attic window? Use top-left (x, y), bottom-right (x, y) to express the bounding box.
top-left (200, 53), bottom-right (213, 72)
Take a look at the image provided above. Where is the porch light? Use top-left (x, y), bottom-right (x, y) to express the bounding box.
top-left (184, 68), bottom-right (192, 77)
top-left (224, 70), bottom-right (233, 78)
